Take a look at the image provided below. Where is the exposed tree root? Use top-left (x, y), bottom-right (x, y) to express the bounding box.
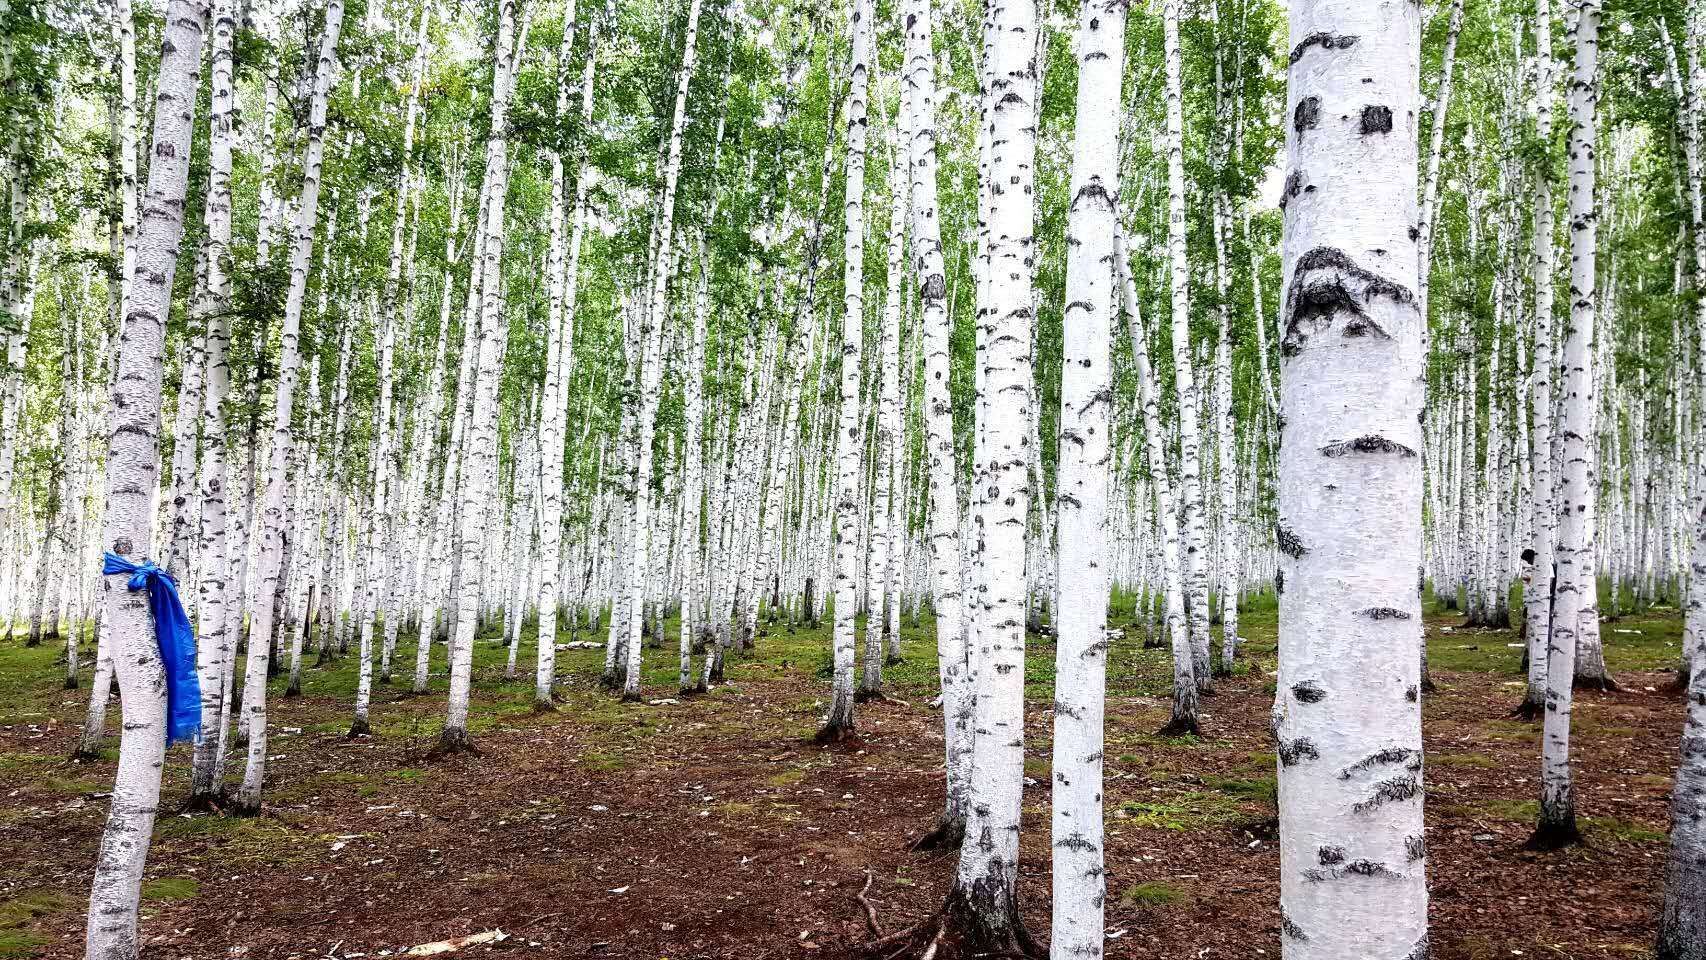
top-left (1512, 697), bottom-right (1544, 721)
top-left (856, 689), bottom-right (892, 705)
top-left (347, 719), bottom-right (372, 739)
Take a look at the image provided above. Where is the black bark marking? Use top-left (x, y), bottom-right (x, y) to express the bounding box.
top-left (1405, 834), bottom-right (1427, 862)
top-left (1353, 775), bottom-right (1422, 813)
top-left (1277, 737), bottom-right (1320, 767)
top-left (1318, 845), bottom-right (1346, 865)
top-left (1302, 859), bottom-right (1397, 882)
top-left (1320, 435), bottom-right (1418, 459)
top-left (1340, 747), bottom-right (1421, 779)
top-left (1294, 96), bottom-right (1321, 136)
top-left (1276, 524), bottom-right (1307, 559)
top-left (1292, 680), bottom-right (1327, 704)
top-left (1358, 607), bottom-right (1414, 621)
top-left (1280, 170), bottom-right (1305, 210)
top-left (1402, 935), bottom-right (1432, 960)
top-left (1406, 684), bottom-right (1419, 702)
top-left (1289, 32), bottom-right (1359, 63)
top-left (1360, 104), bottom-right (1393, 134)
top-left (1282, 247), bottom-right (1416, 356)
top-left (1280, 912), bottom-right (1309, 942)
top-left (1273, 570), bottom-right (1285, 595)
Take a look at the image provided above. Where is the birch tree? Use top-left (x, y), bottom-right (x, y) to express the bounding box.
top-left (233, 0), bottom-right (344, 812)
top-left (1528, 0), bottom-right (1600, 851)
top-left (1272, 2), bottom-right (1428, 957)
top-left (1049, 0), bottom-right (1124, 952)
top-left (84, 0), bottom-right (206, 953)
top-left (820, 0), bottom-right (870, 742)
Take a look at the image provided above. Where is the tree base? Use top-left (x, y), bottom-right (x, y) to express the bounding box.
top-left (620, 690), bottom-right (643, 703)
top-left (63, 676), bottom-right (79, 690)
top-left (1524, 818), bottom-right (1584, 851)
top-left (908, 815), bottom-right (966, 852)
top-left (815, 720), bottom-right (856, 745)
top-left (229, 797), bottom-right (263, 818)
top-left (855, 688), bottom-right (889, 704)
top-left (884, 655), bottom-right (904, 667)
top-left (679, 685), bottom-right (707, 698)
top-left (347, 718), bottom-right (371, 739)
top-left (68, 746), bottom-right (103, 763)
top-left (179, 789), bottom-right (229, 814)
top-left (285, 681), bottom-right (301, 698)
top-left (1512, 697), bottom-right (1545, 721)
top-left (431, 727), bottom-right (479, 758)
top-left (1572, 674), bottom-right (1619, 693)
top-left (532, 698), bottom-right (560, 715)
top-left (1157, 716), bottom-right (1200, 738)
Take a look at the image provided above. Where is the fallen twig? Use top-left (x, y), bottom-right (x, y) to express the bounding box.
top-left (857, 869), bottom-right (883, 938)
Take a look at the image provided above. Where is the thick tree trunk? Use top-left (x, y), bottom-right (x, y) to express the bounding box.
top-left (1658, 502), bottom-right (1706, 959)
top-left (945, 0), bottom-right (1038, 948)
top-left (1273, 2), bottom-right (1429, 957)
top-left (445, 0), bottom-right (526, 750)
top-left (1529, 0), bottom-right (1599, 850)
top-left (1049, 0), bottom-right (1123, 952)
top-left (84, 0), bottom-right (207, 953)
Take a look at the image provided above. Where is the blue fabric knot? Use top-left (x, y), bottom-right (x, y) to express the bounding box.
top-left (102, 552), bottom-right (201, 746)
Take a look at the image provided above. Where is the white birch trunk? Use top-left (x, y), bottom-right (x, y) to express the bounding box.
top-left (1521, 0), bottom-right (1559, 719)
top-left (1162, 0), bottom-right (1211, 692)
top-left (234, 0), bottom-right (343, 811)
top-left (822, 0), bottom-right (871, 740)
top-left (1531, 0), bottom-right (1600, 849)
top-left (1049, 0), bottom-right (1122, 951)
top-left (947, 0), bottom-right (1037, 946)
top-left (902, 0), bottom-right (971, 842)
top-left (85, 0), bottom-right (206, 953)
top-left (445, 0), bottom-right (525, 749)
top-left (1273, 2), bottom-right (1428, 956)
top-left (1659, 500), bottom-right (1706, 959)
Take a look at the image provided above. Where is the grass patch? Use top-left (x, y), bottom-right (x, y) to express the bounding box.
top-left (765, 768), bottom-right (807, 788)
top-left (1432, 752), bottom-right (1496, 769)
top-left (1119, 881), bottom-right (1187, 907)
top-left (0, 889), bottom-right (70, 959)
top-left (141, 877), bottom-right (200, 902)
top-left (1118, 791), bottom-right (1243, 831)
top-left (579, 751), bottom-right (630, 772)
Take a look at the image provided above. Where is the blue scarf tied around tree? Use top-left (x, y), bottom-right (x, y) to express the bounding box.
top-left (102, 552), bottom-right (201, 745)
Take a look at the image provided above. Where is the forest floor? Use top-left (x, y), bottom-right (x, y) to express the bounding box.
top-left (0, 592), bottom-right (1690, 960)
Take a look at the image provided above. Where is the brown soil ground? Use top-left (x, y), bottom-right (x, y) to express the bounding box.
top-left (0, 601), bottom-right (1689, 960)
